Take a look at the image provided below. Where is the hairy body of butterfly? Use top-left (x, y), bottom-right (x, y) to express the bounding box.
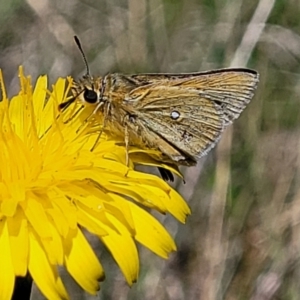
top-left (65, 69), bottom-right (258, 171)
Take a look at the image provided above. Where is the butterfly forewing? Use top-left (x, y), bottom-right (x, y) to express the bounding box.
top-left (125, 86), bottom-right (223, 163)
top-left (123, 69), bottom-right (258, 163)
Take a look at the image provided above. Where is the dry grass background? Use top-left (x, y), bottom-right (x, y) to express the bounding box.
top-left (1, 0), bottom-right (300, 299)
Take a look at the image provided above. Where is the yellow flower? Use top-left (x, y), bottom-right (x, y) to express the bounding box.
top-left (0, 67), bottom-right (191, 300)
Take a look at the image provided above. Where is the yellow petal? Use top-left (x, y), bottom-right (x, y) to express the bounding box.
top-left (64, 228), bottom-right (104, 295)
top-left (7, 211), bottom-right (29, 276)
top-left (33, 75), bottom-right (48, 136)
top-left (0, 220), bottom-right (15, 300)
top-left (101, 213), bottom-right (139, 285)
top-left (129, 202), bottom-right (177, 258)
top-left (46, 205), bottom-right (71, 238)
top-left (168, 189), bottom-right (191, 223)
top-left (105, 193), bottom-right (135, 234)
top-left (76, 204), bottom-right (109, 237)
top-left (28, 230), bottom-right (69, 300)
top-left (40, 220), bottom-right (64, 265)
top-left (20, 195), bottom-right (52, 239)
top-left (50, 188), bottom-right (78, 230)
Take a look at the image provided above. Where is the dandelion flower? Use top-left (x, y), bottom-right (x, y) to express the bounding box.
top-left (0, 67), bottom-right (191, 300)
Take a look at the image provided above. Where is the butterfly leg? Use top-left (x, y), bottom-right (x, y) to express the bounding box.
top-left (90, 102), bottom-right (110, 151)
top-left (124, 124), bottom-right (130, 166)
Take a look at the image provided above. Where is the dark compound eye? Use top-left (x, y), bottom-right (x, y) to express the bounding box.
top-left (83, 89), bottom-right (98, 104)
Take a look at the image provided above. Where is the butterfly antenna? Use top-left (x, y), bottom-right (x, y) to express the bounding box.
top-left (74, 35), bottom-right (90, 78)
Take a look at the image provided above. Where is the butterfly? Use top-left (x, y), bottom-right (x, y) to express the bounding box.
top-left (59, 37), bottom-right (259, 181)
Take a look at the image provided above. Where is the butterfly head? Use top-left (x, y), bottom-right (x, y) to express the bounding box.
top-left (58, 36), bottom-right (106, 112)
top-left (76, 75), bottom-right (105, 103)
top-left (58, 76), bottom-right (103, 111)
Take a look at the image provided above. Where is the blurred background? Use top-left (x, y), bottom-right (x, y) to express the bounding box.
top-left (1, 0), bottom-right (300, 299)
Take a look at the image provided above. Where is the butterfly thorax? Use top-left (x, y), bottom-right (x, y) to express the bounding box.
top-left (73, 74), bottom-right (157, 146)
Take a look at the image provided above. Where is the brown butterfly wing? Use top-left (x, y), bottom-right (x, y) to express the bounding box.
top-left (128, 69), bottom-right (259, 124)
top-left (124, 70), bottom-right (258, 163)
top-left (125, 87), bottom-right (223, 163)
